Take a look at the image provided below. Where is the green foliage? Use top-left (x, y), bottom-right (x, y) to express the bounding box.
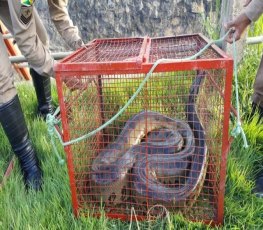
top-left (201, 0), bottom-right (222, 40)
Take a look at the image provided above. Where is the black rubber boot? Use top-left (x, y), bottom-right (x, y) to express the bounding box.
top-left (30, 68), bottom-right (54, 119)
top-left (253, 172), bottom-right (263, 198)
top-left (249, 102), bottom-right (263, 122)
top-left (0, 96), bottom-right (42, 191)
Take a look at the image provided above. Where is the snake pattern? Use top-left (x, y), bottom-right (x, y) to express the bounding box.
top-left (91, 73), bottom-right (207, 205)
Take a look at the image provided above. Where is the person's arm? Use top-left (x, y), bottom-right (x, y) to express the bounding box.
top-left (8, 0), bottom-right (55, 77)
top-left (225, 0), bottom-right (263, 43)
top-left (48, 0), bottom-right (84, 50)
top-left (244, 0), bottom-right (263, 22)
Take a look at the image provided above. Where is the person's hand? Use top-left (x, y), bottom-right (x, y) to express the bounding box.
top-left (225, 12), bottom-right (251, 43)
top-left (64, 77), bottom-right (88, 91)
top-left (244, 0), bottom-right (252, 7)
top-left (72, 39), bottom-right (85, 50)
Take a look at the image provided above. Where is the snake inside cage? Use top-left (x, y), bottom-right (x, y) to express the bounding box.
top-left (91, 72), bottom-right (208, 205)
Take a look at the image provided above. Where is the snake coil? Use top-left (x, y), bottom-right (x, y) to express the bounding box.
top-left (91, 73), bottom-right (207, 206)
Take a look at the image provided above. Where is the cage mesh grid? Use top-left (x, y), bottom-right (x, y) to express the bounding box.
top-left (63, 38), bottom-right (146, 63)
top-left (149, 35), bottom-right (221, 62)
top-left (55, 34), bottom-right (233, 225)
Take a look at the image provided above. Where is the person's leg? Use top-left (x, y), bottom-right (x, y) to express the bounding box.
top-left (251, 55), bottom-right (263, 198)
top-left (1, 1), bottom-right (54, 119)
top-left (30, 68), bottom-right (54, 119)
top-left (0, 32), bottom-right (42, 190)
top-left (7, 0), bottom-right (54, 119)
top-left (30, 7), bottom-right (54, 119)
top-left (252, 55), bottom-right (263, 120)
top-left (0, 21), bottom-right (17, 104)
top-left (253, 177), bottom-right (263, 198)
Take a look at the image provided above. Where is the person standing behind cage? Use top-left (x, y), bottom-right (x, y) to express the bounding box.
top-left (31, 0), bottom-right (84, 119)
top-left (0, 0), bottom-right (84, 191)
top-left (225, 0), bottom-right (263, 198)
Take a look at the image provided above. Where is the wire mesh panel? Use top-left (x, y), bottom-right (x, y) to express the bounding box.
top-left (55, 34), bottom-right (233, 226)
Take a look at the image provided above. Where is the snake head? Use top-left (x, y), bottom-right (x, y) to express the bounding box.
top-left (92, 164), bottom-right (119, 185)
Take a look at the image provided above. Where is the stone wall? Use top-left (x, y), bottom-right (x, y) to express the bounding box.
top-left (35, 0), bottom-right (219, 51)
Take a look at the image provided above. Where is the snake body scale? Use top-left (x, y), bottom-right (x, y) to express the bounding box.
top-left (91, 73), bottom-right (207, 206)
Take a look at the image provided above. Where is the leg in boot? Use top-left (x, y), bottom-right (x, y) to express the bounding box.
top-left (253, 171), bottom-right (263, 198)
top-left (30, 68), bottom-right (54, 119)
top-left (250, 103), bottom-right (263, 198)
top-left (0, 95), bottom-right (43, 190)
top-left (249, 102), bottom-right (263, 123)
top-left (252, 54), bottom-right (263, 122)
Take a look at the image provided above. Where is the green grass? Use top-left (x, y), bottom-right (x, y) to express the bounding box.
top-left (0, 56), bottom-right (262, 229)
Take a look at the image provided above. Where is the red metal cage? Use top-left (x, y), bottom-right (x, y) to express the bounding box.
top-left (54, 34), bottom-right (233, 226)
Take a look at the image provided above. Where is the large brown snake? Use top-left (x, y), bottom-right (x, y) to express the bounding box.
top-left (91, 73), bottom-right (207, 204)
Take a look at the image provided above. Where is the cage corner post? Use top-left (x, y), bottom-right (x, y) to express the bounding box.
top-left (217, 59), bottom-right (234, 225)
top-left (55, 70), bottom-right (80, 216)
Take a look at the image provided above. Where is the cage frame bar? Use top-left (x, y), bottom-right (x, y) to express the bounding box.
top-left (55, 34), bottom-right (234, 225)
top-left (56, 71), bottom-right (79, 216)
top-left (217, 62), bottom-right (234, 224)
